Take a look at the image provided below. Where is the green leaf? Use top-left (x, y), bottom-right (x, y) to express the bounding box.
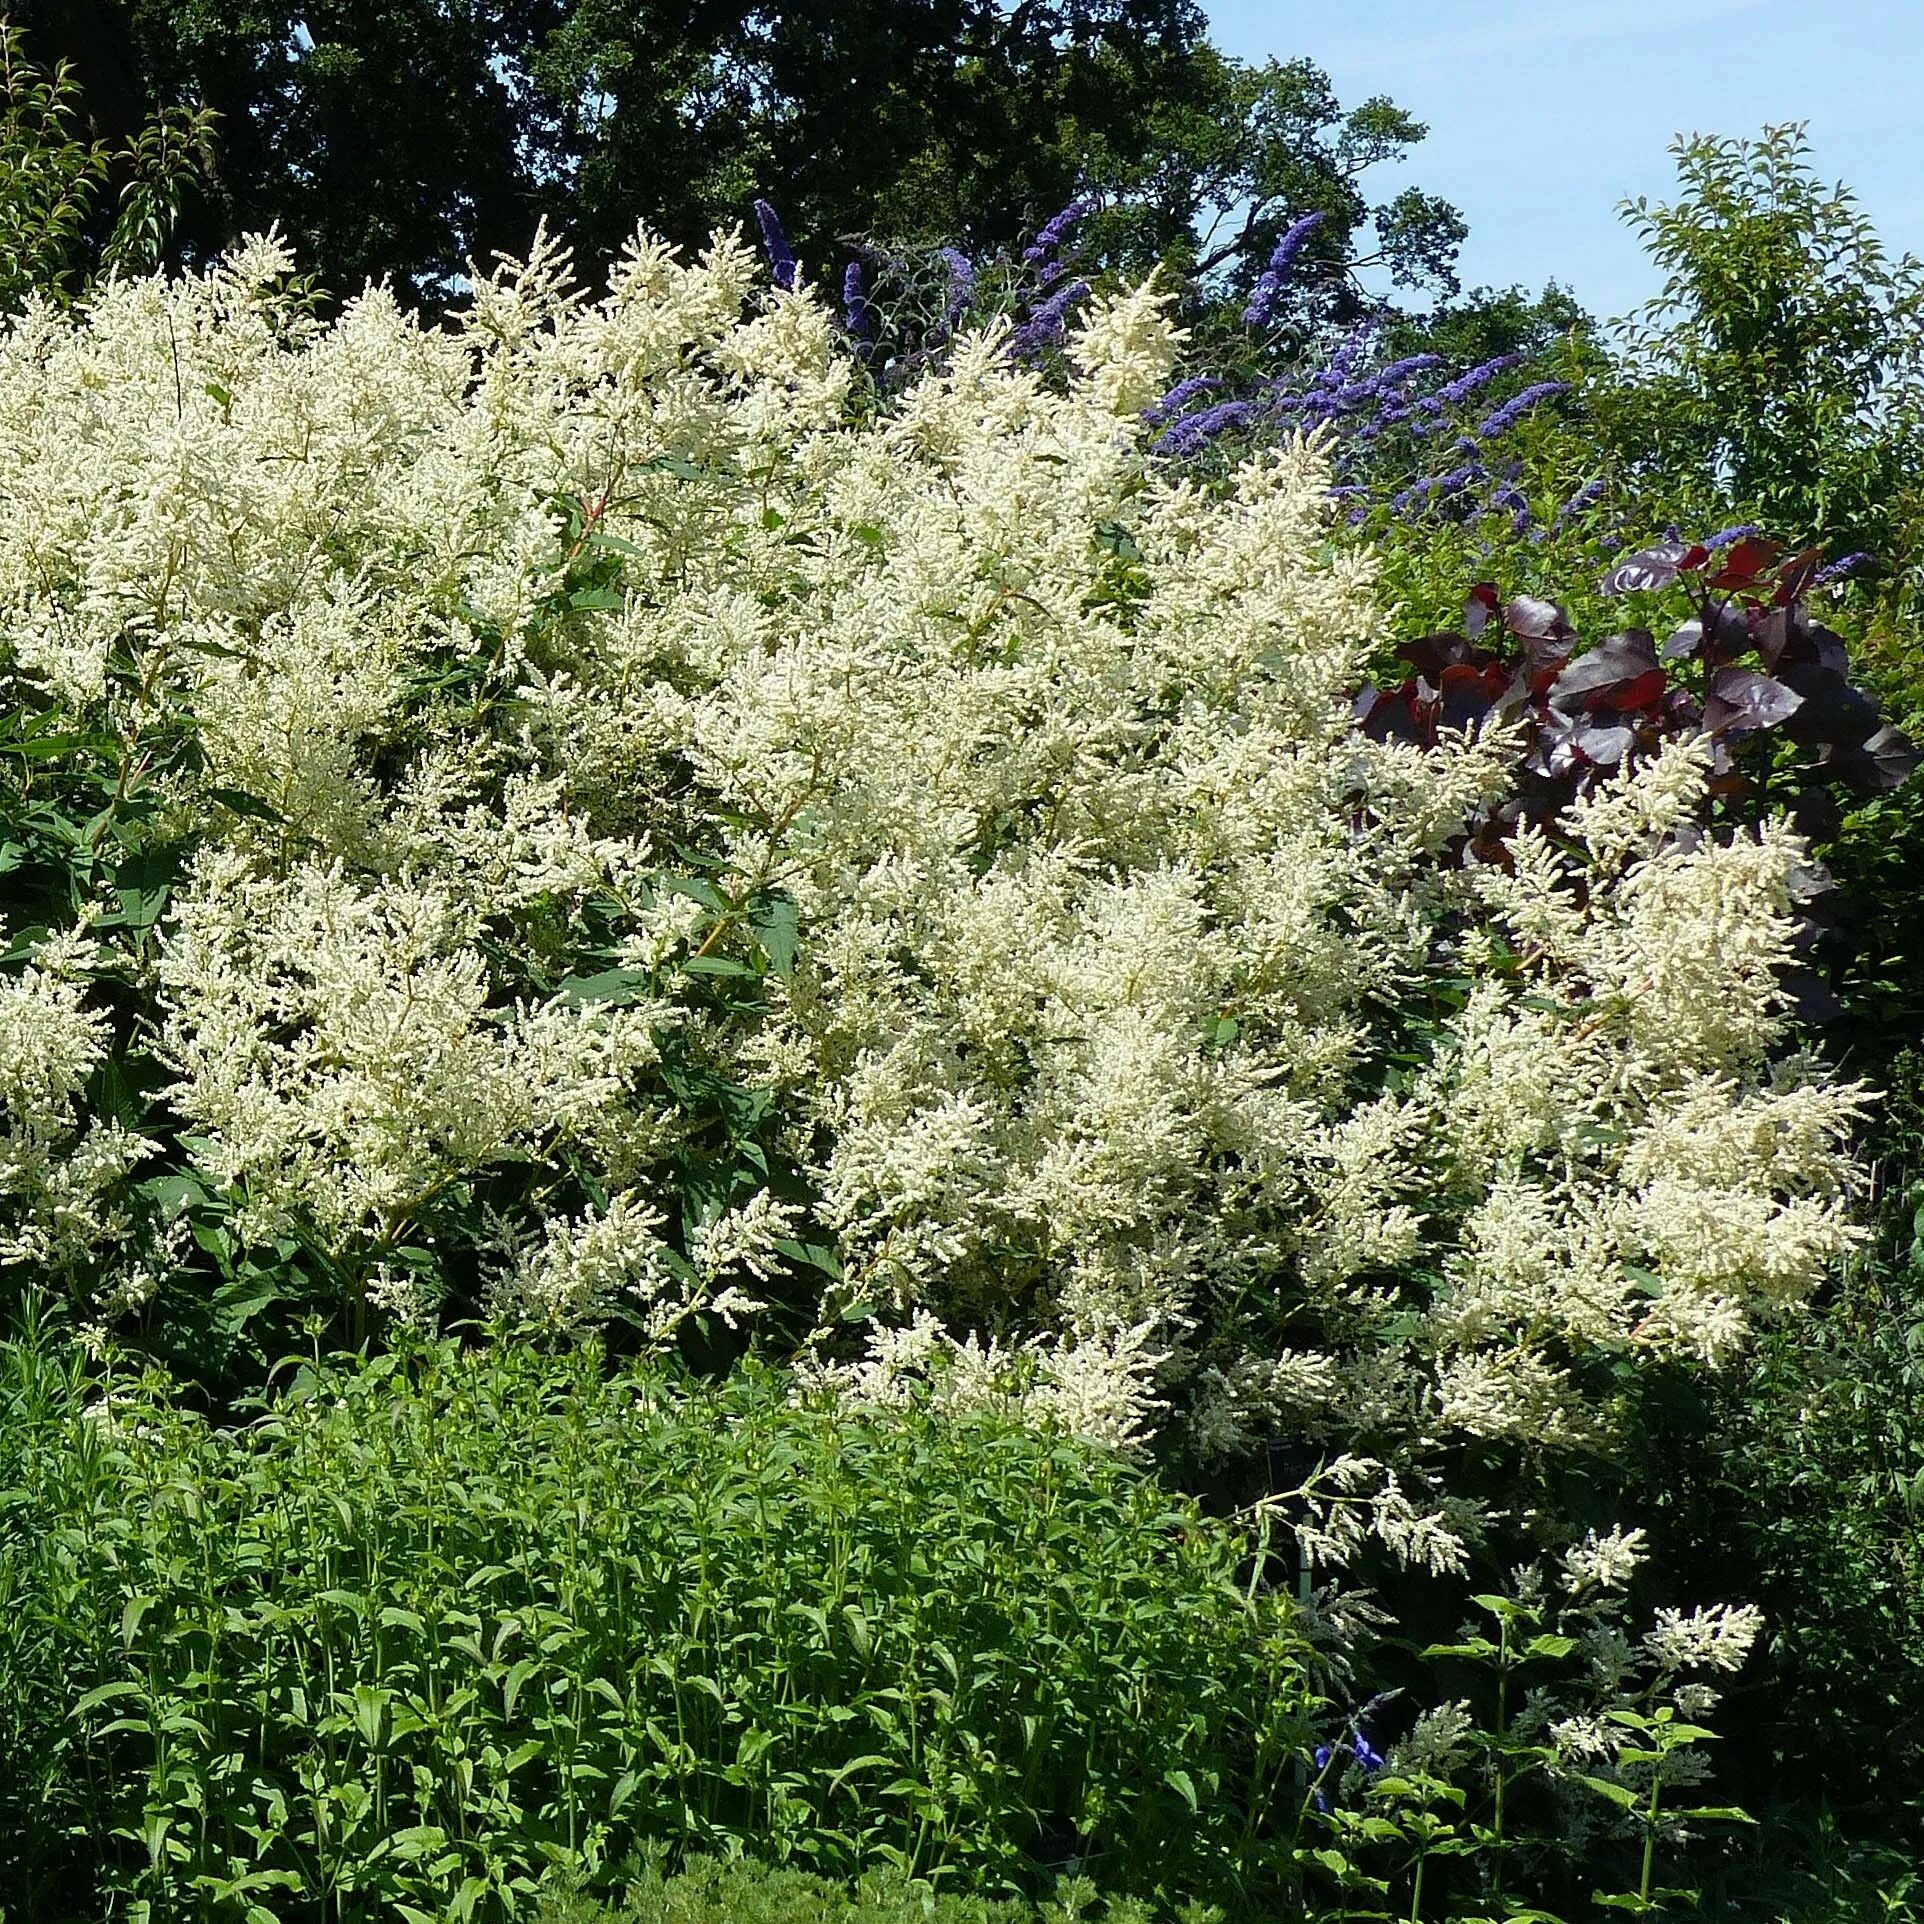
top-left (555, 966), bottom-right (652, 1008)
top-left (120, 1594), bottom-right (157, 1650)
top-left (72, 1680), bottom-right (144, 1716)
top-left (751, 895), bottom-right (800, 977)
top-left (1579, 1774), bottom-right (1643, 1811)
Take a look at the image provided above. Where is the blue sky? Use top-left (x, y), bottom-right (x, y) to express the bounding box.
top-left (1203, 0), bottom-right (1924, 326)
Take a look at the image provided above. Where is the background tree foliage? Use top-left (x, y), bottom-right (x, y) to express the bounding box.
top-left (12, 0), bottom-right (1469, 315)
top-left (0, 11), bottom-right (212, 304)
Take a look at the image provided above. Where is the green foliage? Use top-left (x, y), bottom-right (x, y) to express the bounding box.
top-left (1604, 125), bottom-right (1924, 592)
top-left (0, 1327), bottom-right (1315, 1919)
top-left (0, 16), bottom-right (214, 308)
top-left (538, 1858), bottom-right (1171, 1924)
top-left (1620, 1051), bottom-right (1924, 1836)
top-left (41, 1), bottom-right (1465, 315)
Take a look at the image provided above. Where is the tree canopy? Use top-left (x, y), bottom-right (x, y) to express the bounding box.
top-left (14, 0), bottom-right (1469, 314)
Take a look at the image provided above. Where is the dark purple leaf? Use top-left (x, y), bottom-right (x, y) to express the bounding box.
top-left (1464, 582), bottom-right (1500, 638)
top-left (1356, 680), bottom-right (1435, 747)
top-left (1755, 606), bottom-right (1845, 675)
top-left (1397, 633), bottom-right (1479, 681)
top-left (1806, 622), bottom-right (1851, 675)
top-left (1779, 663), bottom-right (1882, 749)
top-left (1601, 545), bottom-right (1689, 595)
top-left (1438, 661), bottom-right (1513, 732)
top-left (1571, 720), bottom-right (1637, 766)
top-left (1550, 631), bottom-right (1665, 715)
top-left (1823, 722), bottom-right (1921, 794)
top-left (1504, 594), bottom-right (1571, 641)
top-left (1663, 601), bottom-right (1752, 664)
top-left (1706, 535), bottom-right (1781, 590)
top-left (1702, 667), bottom-right (1804, 736)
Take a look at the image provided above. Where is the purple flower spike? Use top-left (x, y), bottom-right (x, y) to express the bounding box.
top-left (841, 260), bottom-right (872, 339)
top-left (1023, 195), bottom-right (1097, 268)
top-left (1244, 211), bottom-right (1327, 327)
top-left (1007, 277), bottom-right (1091, 359)
top-left (937, 246), bottom-right (976, 321)
top-left (1141, 373), bottom-right (1222, 428)
top-left (1474, 380), bottom-right (1570, 440)
top-left (1814, 551), bottom-right (1871, 586)
top-left (753, 198), bottom-right (797, 291)
top-left (1704, 523), bottom-right (1763, 550)
top-left (1152, 399), bottom-right (1254, 458)
top-left (1433, 352), bottom-right (1525, 408)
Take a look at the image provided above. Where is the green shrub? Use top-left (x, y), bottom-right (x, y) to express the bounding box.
top-left (537, 1857), bottom-right (1170, 1924)
top-left (0, 1328), bottom-right (1312, 1921)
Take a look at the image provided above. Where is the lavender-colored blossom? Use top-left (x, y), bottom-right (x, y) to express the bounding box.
top-left (1432, 351), bottom-right (1526, 408)
top-left (753, 199), bottom-right (797, 291)
top-left (1314, 323), bottom-right (1373, 392)
top-left (1243, 211), bottom-right (1327, 327)
top-left (1022, 195), bottom-right (1096, 268)
top-left (1141, 374), bottom-right (1222, 428)
top-left (1474, 380), bottom-right (1571, 440)
top-left (1372, 353), bottom-right (1446, 389)
top-left (1152, 399), bottom-right (1255, 458)
top-left (1005, 278), bottom-right (1092, 360)
top-left (841, 261), bottom-right (872, 340)
top-left (1814, 551), bottom-right (1871, 586)
top-left (1703, 523), bottom-right (1762, 550)
top-left (937, 246), bottom-right (976, 321)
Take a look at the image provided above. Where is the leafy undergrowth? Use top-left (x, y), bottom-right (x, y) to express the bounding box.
top-left (0, 1323), bottom-right (1312, 1922)
top-left (537, 1858), bottom-right (1182, 1924)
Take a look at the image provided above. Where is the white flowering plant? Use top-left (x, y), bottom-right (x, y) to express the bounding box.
top-left (0, 226), bottom-right (1873, 1542)
top-left (1297, 1527), bottom-right (1758, 1919)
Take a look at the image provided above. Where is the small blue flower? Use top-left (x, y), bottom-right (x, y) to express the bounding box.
top-left (753, 199), bottom-right (797, 291)
top-left (1352, 1734), bottom-right (1387, 1774)
top-left (1704, 522), bottom-right (1762, 550)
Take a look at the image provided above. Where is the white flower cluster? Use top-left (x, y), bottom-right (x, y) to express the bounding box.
top-left (0, 925), bottom-right (148, 1278)
top-left (0, 229), bottom-right (1868, 1467)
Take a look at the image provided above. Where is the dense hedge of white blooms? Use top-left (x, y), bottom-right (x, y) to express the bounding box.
top-left (0, 231), bottom-right (1867, 1529)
